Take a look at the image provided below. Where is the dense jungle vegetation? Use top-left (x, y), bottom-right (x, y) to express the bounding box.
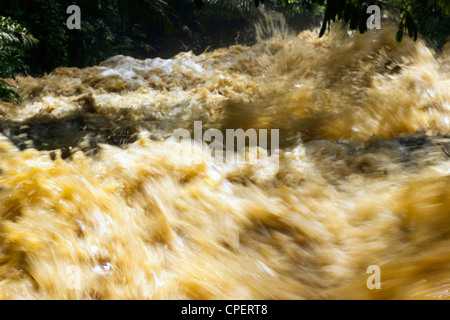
top-left (1, 0), bottom-right (449, 102)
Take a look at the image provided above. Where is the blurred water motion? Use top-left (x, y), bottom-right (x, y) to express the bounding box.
top-left (0, 22), bottom-right (449, 299)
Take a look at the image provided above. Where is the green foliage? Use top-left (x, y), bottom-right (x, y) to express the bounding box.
top-left (434, 0), bottom-right (450, 14)
top-left (0, 79), bottom-right (21, 103)
top-left (268, 0), bottom-right (450, 44)
top-left (1, 0), bottom-right (448, 80)
top-left (408, 0), bottom-right (450, 48)
top-left (0, 16), bottom-right (38, 103)
top-left (1, 0), bottom-right (182, 73)
top-left (0, 16), bottom-right (38, 50)
top-left (396, 8), bottom-right (418, 43)
top-left (206, 0), bottom-right (258, 12)
top-left (200, 0), bottom-right (449, 44)
top-left (2, 0), bottom-right (69, 74)
top-left (0, 16), bottom-right (38, 77)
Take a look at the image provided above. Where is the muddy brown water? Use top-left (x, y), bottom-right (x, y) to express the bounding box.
top-left (0, 22), bottom-right (449, 299)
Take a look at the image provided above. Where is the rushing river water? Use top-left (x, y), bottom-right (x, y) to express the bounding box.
top-left (0, 20), bottom-right (449, 299)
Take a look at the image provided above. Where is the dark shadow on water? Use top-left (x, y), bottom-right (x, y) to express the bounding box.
top-left (0, 112), bottom-right (138, 159)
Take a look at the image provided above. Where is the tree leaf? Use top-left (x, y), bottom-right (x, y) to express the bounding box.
top-left (396, 28), bottom-right (404, 43)
top-left (319, 19), bottom-right (327, 37)
top-left (350, 7), bottom-right (359, 30)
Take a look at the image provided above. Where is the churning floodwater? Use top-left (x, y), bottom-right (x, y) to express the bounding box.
top-left (0, 18), bottom-right (449, 299)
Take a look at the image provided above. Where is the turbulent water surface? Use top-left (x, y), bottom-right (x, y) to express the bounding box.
top-left (0, 22), bottom-right (449, 299)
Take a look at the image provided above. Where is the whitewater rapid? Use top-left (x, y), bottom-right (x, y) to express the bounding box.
top-left (0, 24), bottom-right (449, 299)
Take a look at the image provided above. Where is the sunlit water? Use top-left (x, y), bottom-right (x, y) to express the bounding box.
top-left (0, 19), bottom-right (449, 299)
